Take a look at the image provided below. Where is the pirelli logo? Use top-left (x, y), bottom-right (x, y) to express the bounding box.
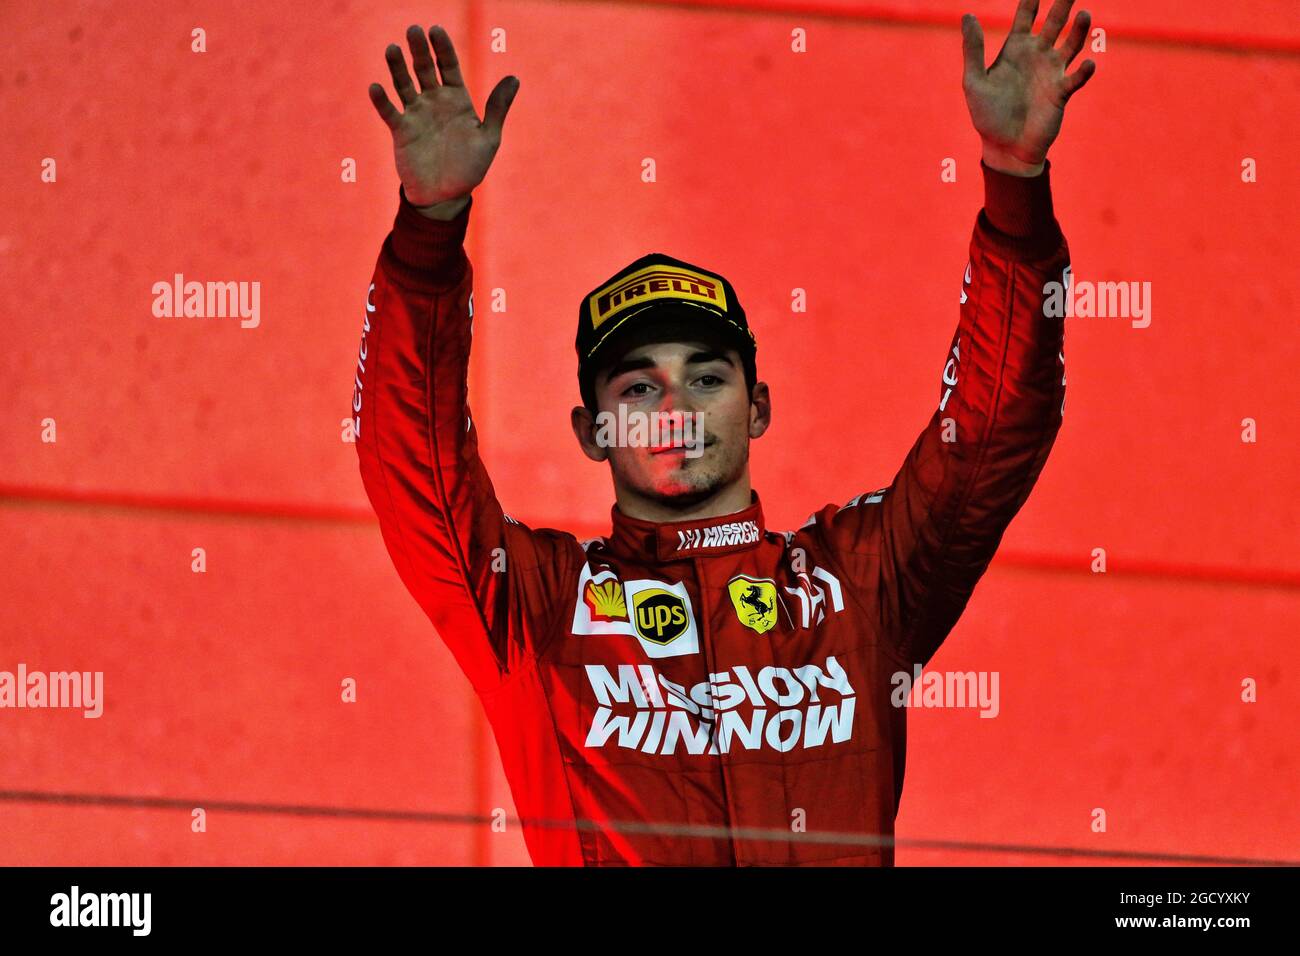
top-left (589, 264), bottom-right (725, 332)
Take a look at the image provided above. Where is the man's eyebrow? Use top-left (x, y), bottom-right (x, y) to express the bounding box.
top-left (686, 349), bottom-right (735, 368)
top-left (600, 355), bottom-right (654, 383)
top-left (601, 349), bottom-right (736, 384)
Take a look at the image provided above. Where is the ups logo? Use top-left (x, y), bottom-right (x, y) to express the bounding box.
top-left (631, 588), bottom-right (691, 645)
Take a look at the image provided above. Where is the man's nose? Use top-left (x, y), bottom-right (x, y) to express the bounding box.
top-left (656, 383), bottom-right (697, 419)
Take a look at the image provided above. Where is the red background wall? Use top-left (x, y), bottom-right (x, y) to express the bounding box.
top-left (1, 0), bottom-right (1296, 866)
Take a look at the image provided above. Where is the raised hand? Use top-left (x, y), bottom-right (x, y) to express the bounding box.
top-left (962, 0), bottom-right (1097, 175)
top-left (368, 25), bottom-right (519, 211)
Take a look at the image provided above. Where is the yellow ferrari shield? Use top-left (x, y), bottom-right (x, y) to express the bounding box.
top-left (727, 576), bottom-right (779, 634)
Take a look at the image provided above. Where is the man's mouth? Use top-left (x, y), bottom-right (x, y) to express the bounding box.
top-left (650, 440), bottom-right (712, 455)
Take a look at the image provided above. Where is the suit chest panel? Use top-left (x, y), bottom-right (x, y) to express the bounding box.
top-left (541, 538), bottom-right (891, 761)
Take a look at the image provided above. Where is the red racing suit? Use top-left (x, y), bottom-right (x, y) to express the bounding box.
top-left (352, 161), bottom-right (1069, 865)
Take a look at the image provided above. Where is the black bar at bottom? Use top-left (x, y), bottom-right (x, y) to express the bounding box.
top-left (0, 865), bottom-right (1289, 943)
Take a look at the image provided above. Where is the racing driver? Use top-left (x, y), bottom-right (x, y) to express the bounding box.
top-left (353, 0), bottom-right (1096, 865)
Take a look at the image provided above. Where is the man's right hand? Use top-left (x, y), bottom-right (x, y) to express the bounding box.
top-left (368, 25), bottom-right (519, 219)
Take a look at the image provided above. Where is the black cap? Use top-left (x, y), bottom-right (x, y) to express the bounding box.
top-left (576, 252), bottom-right (757, 407)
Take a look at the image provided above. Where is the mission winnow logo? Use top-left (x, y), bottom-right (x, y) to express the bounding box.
top-left (674, 519), bottom-right (760, 553)
top-left (584, 655), bottom-right (856, 755)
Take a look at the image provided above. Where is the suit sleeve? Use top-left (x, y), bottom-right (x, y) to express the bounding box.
top-left (352, 187), bottom-right (582, 695)
top-left (812, 160), bottom-right (1070, 670)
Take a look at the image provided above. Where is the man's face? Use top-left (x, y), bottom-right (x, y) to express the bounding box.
top-left (575, 334), bottom-right (770, 508)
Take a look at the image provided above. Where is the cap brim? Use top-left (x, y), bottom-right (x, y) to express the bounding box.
top-left (584, 305), bottom-right (752, 380)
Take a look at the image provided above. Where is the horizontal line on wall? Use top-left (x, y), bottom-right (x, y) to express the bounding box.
top-left (604, 0), bottom-right (1300, 57)
top-left (1, 788), bottom-right (1292, 866)
top-left (2, 483), bottom-right (1297, 591)
top-left (992, 550), bottom-right (1300, 591)
top-left (0, 482), bottom-right (375, 526)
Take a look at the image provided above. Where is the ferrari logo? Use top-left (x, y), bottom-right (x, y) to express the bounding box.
top-left (727, 575), bottom-right (780, 634)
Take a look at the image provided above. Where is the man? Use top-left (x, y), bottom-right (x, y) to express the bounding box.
top-left (354, 0), bottom-right (1095, 865)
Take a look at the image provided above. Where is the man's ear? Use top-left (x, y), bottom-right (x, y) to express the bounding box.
top-left (571, 405), bottom-right (610, 462)
top-left (748, 381), bottom-right (772, 440)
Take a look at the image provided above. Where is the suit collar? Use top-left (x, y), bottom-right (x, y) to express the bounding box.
top-left (608, 491), bottom-right (766, 561)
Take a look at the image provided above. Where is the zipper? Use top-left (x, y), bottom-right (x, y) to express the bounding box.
top-left (693, 555), bottom-right (739, 865)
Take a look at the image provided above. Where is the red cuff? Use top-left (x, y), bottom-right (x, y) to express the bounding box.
top-left (978, 158), bottom-right (1063, 260)
top-left (383, 185), bottom-right (473, 288)
top-left (981, 158), bottom-right (1057, 236)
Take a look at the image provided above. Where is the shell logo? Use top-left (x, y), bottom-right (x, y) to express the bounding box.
top-left (583, 579), bottom-right (627, 623)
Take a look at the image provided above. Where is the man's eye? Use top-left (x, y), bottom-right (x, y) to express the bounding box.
top-left (697, 375), bottom-right (723, 387)
top-left (623, 382), bottom-right (652, 397)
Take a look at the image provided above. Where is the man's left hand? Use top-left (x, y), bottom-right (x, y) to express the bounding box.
top-left (962, 0), bottom-right (1097, 176)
